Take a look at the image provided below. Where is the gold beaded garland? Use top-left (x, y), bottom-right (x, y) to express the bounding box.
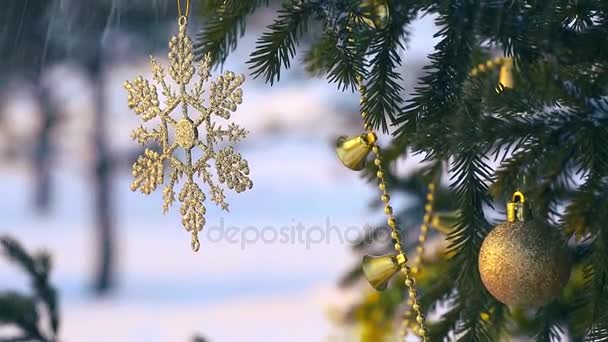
top-left (336, 76), bottom-right (429, 341)
top-left (366, 58), bottom-right (517, 335)
top-left (401, 181), bottom-right (437, 338)
top-left (469, 56), bottom-right (514, 89)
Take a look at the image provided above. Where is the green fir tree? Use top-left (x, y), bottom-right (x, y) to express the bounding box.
top-left (0, 237), bottom-right (59, 342)
top-left (195, 0), bottom-right (608, 340)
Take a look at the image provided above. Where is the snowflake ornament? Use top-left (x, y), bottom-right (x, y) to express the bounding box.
top-left (124, 17), bottom-right (252, 251)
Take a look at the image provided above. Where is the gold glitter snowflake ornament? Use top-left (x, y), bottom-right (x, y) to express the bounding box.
top-left (124, 16), bottom-right (252, 252)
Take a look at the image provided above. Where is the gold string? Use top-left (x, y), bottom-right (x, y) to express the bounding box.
top-left (357, 76), bottom-right (429, 341)
top-left (401, 181), bottom-right (437, 338)
top-left (177, 0), bottom-right (191, 18)
top-left (412, 182), bottom-right (437, 275)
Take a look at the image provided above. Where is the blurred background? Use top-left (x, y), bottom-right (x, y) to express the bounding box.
top-left (0, 1), bottom-right (438, 340)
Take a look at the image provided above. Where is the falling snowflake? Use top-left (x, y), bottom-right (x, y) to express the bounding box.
top-left (124, 17), bottom-right (252, 252)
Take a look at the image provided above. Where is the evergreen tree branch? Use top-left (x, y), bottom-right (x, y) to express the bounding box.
top-left (248, 1), bottom-right (313, 84)
top-left (445, 150), bottom-right (502, 341)
top-left (394, 0), bottom-right (481, 148)
top-left (191, 0), bottom-right (608, 339)
top-left (303, 29), bottom-right (367, 91)
top-left (533, 304), bottom-right (564, 342)
top-left (302, 33), bottom-right (331, 77)
top-left (0, 292), bottom-right (46, 342)
top-left (428, 304), bottom-right (460, 341)
top-left (360, 0), bottom-right (411, 132)
top-left (195, 0), bottom-right (270, 65)
top-left (563, 121), bottom-right (608, 340)
top-left (1, 237), bottom-right (59, 339)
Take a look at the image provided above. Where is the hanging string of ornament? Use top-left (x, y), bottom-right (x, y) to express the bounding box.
top-left (124, 0), bottom-right (252, 252)
top-left (176, 0), bottom-right (190, 18)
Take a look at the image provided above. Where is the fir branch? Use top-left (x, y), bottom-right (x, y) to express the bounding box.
top-left (585, 239), bottom-right (608, 341)
top-left (361, 14), bottom-right (407, 133)
top-left (0, 292), bottom-right (44, 342)
top-left (303, 30), bottom-right (367, 91)
top-left (302, 0), bottom-right (371, 90)
top-left (563, 126), bottom-right (608, 340)
top-left (571, 119), bottom-right (608, 179)
top-left (451, 291), bottom-right (496, 342)
top-left (394, 0), bottom-right (481, 146)
top-left (533, 304), bottom-right (564, 342)
top-left (478, 1), bottom-right (547, 62)
top-left (445, 149), bottom-right (501, 341)
top-left (428, 304), bottom-right (460, 341)
top-left (491, 132), bottom-right (576, 222)
top-left (1, 237), bottom-right (59, 339)
top-left (446, 153), bottom-right (492, 255)
top-left (419, 261), bottom-right (456, 314)
top-left (490, 137), bottom-right (539, 199)
top-left (194, 0), bottom-right (269, 65)
top-left (193, 0), bottom-right (608, 339)
top-left (302, 34), bottom-right (330, 77)
top-left (248, 1), bottom-right (313, 84)
top-left (324, 30), bottom-right (367, 92)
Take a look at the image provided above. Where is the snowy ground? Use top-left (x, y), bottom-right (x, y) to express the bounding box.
top-left (0, 137), bottom-right (375, 341)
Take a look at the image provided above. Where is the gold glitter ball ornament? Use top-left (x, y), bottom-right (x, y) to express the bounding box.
top-left (124, 15), bottom-right (252, 252)
top-left (478, 192), bottom-right (571, 308)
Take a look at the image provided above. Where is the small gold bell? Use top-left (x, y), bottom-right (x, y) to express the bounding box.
top-left (362, 253), bottom-right (406, 291)
top-left (335, 132), bottom-right (377, 171)
top-left (430, 210), bottom-right (461, 234)
top-left (498, 57), bottom-right (514, 90)
top-left (359, 0), bottom-right (390, 30)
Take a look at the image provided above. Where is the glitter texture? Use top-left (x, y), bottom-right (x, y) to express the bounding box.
top-left (478, 220), bottom-right (571, 308)
top-left (124, 17), bottom-right (252, 251)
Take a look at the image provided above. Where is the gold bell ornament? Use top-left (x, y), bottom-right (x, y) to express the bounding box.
top-left (469, 56), bottom-right (515, 90)
top-left (478, 191), bottom-right (571, 308)
top-left (335, 133), bottom-right (377, 171)
top-left (359, 0), bottom-right (390, 30)
top-left (362, 254), bottom-right (407, 291)
top-left (430, 210), bottom-right (460, 234)
top-left (498, 57), bottom-right (514, 89)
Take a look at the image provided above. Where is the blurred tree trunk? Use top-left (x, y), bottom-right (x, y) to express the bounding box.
top-left (33, 76), bottom-right (54, 213)
top-left (89, 59), bottom-right (115, 295)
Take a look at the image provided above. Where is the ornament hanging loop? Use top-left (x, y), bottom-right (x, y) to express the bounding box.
top-left (507, 191), bottom-right (529, 222)
top-left (512, 191), bottom-right (525, 203)
top-left (177, 0), bottom-right (191, 18)
top-left (178, 16), bottom-right (188, 27)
